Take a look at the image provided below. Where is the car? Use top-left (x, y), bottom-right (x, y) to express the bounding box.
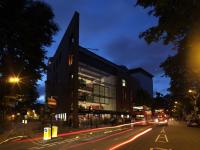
top-left (154, 116), bottom-right (168, 126)
top-left (186, 115), bottom-right (200, 127)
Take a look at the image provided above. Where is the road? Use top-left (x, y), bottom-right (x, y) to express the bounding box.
top-left (0, 120), bottom-right (200, 150)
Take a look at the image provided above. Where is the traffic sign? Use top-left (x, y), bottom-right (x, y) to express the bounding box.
top-left (47, 97), bottom-right (57, 108)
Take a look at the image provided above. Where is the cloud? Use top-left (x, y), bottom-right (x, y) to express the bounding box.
top-left (37, 95), bottom-right (45, 104)
top-left (37, 83), bottom-right (45, 103)
top-left (103, 36), bottom-right (176, 75)
top-left (153, 74), bottom-right (171, 95)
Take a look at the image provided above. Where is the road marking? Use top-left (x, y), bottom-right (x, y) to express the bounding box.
top-left (155, 134), bottom-right (161, 142)
top-left (0, 135), bottom-right (27, 145)
top-left (28, 137), bottom-right (79, 150)
top-left (164, 135), bottom-right (168, 142)
top-left (155, 127), bottom-right (169, 143)
top-left (151, 127), bottom-right (172, 150)
top-left (160, 128), bottom-right (166, 134)
top-left (150, 147), bottom-right (172, 150)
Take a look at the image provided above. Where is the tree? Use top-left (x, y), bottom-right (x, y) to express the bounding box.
top-left (0, 0), bottom-right (58, 107)
top-left (136, 0), bottom-right (200, 102)
top-left (152, 92), bottom-right (170, 110)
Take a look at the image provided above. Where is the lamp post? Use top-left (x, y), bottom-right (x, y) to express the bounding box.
top-left (1, 75), bottom-right (21, 121)
top-left (188, 89), bottom-right (199, 115)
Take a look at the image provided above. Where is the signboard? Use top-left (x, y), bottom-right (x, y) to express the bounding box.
top-left (88, 105), bottom-right (103, 110)
top-left (47, 97), bottom-right (57, 108)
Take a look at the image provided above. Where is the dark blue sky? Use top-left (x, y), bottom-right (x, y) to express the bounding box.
top-left (37, 0), bottom-right (175, 103)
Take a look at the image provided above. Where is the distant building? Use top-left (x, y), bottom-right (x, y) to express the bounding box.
top-left (46, 12), bottom-right (153, 127)
top-left (129, 68), bottom-right (153, 97)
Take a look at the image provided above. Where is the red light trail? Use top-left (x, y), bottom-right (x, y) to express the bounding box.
top-left (109, 128), bottom-right (152, 150)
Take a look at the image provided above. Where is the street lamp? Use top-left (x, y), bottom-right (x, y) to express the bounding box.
top-left (188, 89), bottom-right (194, 93)
top-left (8, 76), bottom-right (20, 84)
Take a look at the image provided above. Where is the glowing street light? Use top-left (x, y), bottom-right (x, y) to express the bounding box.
top-left (188, 89), bottom-right (194, 93)
top-left (8, 76), bottom-right (20, 84)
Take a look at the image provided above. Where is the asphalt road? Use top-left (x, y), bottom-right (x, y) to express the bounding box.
top-left (0, 120), bottom-right (200, 150)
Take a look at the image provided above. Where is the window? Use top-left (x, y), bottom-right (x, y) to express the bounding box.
top-left (122, 79), bottom-right (126, 87)
top-left (100, 97), bottom-right (105, 103)
top-left (94, 96), bottom-right (99, 103)
top-left (68, 54), bottom-right (73, 66)
top-left (105, 87), bottom-right (109, 97)
top-left (71, 37), bottom-right (75, 43)
top-left (100, 85), bottom-right (105, 96)
top-left (93, 84), bottom-right (100, 95)
top-left (105, 98), bottom-right (109, 104)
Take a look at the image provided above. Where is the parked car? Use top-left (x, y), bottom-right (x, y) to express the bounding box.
top-left (186, 114), bottom-right (200, 127)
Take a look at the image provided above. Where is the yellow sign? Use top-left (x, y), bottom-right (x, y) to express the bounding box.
top-left (52, 126), bottom-right (58, 138)
top-left (43, 127), bottom-right (51, 140)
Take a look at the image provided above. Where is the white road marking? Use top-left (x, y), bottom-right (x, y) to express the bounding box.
top-left (156, 140), bottom-right (167, 143)
top-left (28, 137), bottom-right (79, 150)
top-left (160, 128), bottom-right (166, 134)
top-left (155, 127), bottom-right (169, 143)
top-left (164, 135), bottom-right (168, 142)
top-left (0, 135), bottom-right (27, 145)
top-left (151, 127), bottom-right (172, 150)
top-left (155, 134), bottom-right (161, 142)
top-left (150, 147), bottom-right (172, 150)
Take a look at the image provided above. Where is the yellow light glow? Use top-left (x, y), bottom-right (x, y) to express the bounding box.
top-left (188, 89), bottom-right (196, 93)
top-left (187, 29), bottom-right (200, 81)
top-left (8, 76), bottom-right (20, 83)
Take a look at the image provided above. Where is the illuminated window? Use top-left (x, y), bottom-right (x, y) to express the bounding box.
top-left (68, 54), bottom-right (73, 65)
top-left (122, 79), bottom-right (126, 87)
top-left (71, 37), bottom-right (75, 43)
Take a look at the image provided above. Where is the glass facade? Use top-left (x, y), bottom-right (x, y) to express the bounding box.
top-left (78, 63), bottom-right (116, 111)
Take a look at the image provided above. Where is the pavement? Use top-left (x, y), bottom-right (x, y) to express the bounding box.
top-left (0, 120), bottom-right (200, 150)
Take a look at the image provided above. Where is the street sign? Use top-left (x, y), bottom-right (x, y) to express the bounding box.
top-left (47, 97), bottom-right (57, 108)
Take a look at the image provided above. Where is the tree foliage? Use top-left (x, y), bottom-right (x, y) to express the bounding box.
top-left (136, 0), bottom-right (200, 46)
top-left (136, 0), bottom-right (200, 99)
top-left (0, 0), bottom-right (58, 104)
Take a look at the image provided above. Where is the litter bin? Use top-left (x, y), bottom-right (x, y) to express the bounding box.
top-left (52, 126), bottom-right (58, 138)
top-left (43, 127), bottom-right (51, 140)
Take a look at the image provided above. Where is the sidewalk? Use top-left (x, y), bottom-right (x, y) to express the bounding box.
top-left (0, 121), bottom-right (110, 143)
top-left (0, 120), bottom-right (132, 144)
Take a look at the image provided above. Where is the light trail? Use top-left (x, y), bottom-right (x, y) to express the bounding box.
top-left (67, 128), bottom-right (133, 149)
top-left (17, 121), bottom-right (145, 143)
top-left (109, 128), bottom-right (152, 150)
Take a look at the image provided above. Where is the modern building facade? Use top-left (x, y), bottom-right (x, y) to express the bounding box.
top-left (46, 12), bottom-right (153, 127)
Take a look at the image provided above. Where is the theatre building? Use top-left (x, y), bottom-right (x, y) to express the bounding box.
top-left (46, 12), bottom-right (153, 127)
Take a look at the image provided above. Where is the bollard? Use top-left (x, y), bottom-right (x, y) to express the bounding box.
top-left (43, 127), bottom-right (51, 140)
top-left (52, 126), bottom-right (58, 138)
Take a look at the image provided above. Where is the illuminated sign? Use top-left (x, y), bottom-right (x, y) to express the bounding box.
top-left (47, 97), bottom-right (57, 107)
